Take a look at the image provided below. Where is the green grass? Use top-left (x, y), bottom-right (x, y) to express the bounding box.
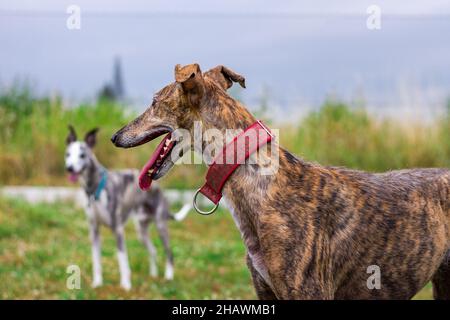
top-left (280, 101), bottom-right (450, 172)
top-left (1, 86), bottom-right (449, 188)
top-left (0, 85), bottom-right (206, 188)
top-left (0, 85), bottom-right (446, 300)
top-left (0, 197), bottom-right (254, 299)
top-left (0, 197), bottom-right (434, 299)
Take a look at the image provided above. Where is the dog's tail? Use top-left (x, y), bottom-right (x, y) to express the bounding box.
top-left (172, 203), bottom-right (191, 221)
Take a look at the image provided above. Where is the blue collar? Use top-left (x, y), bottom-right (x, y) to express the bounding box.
top-left (94, 170), bottom-right (108, 200)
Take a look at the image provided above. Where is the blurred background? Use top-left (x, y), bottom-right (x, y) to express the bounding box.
top-left (0, 0), bottom-right (449, 299)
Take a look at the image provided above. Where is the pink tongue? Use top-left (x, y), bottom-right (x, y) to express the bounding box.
top-left (138, 134), bottom-right (171, 191)
top-left (68, 173), bottom-right (79, 183)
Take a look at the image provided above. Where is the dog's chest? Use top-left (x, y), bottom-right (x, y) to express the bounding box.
top-left (225, 200), bottom-right (273, 289)
top-left (86, 191), bottom-right (112, 226)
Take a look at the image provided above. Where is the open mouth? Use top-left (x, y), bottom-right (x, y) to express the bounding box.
top-left (68, 172), bottom-right (79, 183)
top-left (67, 167), bottom-right (85, 183)
top-left (138, 131), bottom-right (177, 191)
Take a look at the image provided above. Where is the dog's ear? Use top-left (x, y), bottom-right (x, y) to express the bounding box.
top-left (204, 65), bottom-right (246, 90)
top-left (175, 63), bottom-right (205, 106)
top-left (84, 128), bottom-right (99, 148)
top-left (66, 125), bottom-right (77, 145)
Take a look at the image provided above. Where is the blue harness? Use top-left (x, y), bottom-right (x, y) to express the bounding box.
top-left (94, 170), bottom-right (108, 200)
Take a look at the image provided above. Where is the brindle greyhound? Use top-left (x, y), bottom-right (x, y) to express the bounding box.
top-left (65, 126), bottom-right (190, 290)
top-left (111, 63), bottom-right (450, 299)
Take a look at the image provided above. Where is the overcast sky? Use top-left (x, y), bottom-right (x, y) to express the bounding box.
top-left (1, 0), bottom-right (449, 119)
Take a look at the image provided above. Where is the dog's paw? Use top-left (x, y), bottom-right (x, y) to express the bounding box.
top-left (150, 265), bottom-right (158, 278)
top-left (164, 263), bottom-right (174, 281)
top-left (164, 273), bottom-right (173, 281)
top-left (120, 280), bottom-right (132, 291)
top-left (92, 279), bottom-right (103, 288)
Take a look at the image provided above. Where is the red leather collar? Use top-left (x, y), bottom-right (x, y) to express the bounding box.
top-left (197, 120), bottom-right (274, 206)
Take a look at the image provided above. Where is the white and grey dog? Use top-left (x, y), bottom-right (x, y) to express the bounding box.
top-left (64, 126), bottom-right (190, 290)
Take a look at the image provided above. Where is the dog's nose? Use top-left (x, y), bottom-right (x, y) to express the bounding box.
top-left (67, 166), bottom-right (74, 173)
top-left (111, 132), bottom-right (118, 144)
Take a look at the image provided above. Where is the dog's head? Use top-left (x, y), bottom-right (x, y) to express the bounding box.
top-left (111, 63), bottom-right (249, 190)
top-left (65, 125), bottom-right (99, 182)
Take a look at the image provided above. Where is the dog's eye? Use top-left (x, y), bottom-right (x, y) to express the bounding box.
top-left (80, 154), bottom-right (86, 159)
top-left (65, 152), bottom-right (69, 158)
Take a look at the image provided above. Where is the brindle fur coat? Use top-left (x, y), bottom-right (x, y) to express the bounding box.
top-left (112, 63), bottom-right (450, 299)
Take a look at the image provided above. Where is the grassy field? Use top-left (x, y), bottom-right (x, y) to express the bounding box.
top-left (0, 86), bottom-right (206, 188)
top-left (1, 86), bottom-right (449, 187)
top-left (0, 197), bottom-right (434, 299)
top-left (0, 85), bottom-right (446, 300)
top-left (0, 197), bottom-right (255, 299)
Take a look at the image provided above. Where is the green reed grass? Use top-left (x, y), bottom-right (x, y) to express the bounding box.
top-left (1, 86), bottom-right (449, 187)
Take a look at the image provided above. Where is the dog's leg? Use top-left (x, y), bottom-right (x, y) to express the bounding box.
top-left (114, 226), bottom-right (132, 290)
top-left (155, 215), bottom-right (174, 281)
top-left (432, 252), bottom-right (450, 300)
top-left (89, 222), bottom-right (103, 288)
top-left (136, 218), bottom-right (158, 277)
top-left (246, 254), bottom-right (277, 300)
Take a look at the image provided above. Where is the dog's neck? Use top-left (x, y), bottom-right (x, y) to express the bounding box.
top-left (80, 153), bottom-right (106, 198)
top-left (195, 92), bottom-right (289, 290)
top-left (197, 92), bottom-right (284, 256)
top-left (198, 90), bottom-right (278, 193)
